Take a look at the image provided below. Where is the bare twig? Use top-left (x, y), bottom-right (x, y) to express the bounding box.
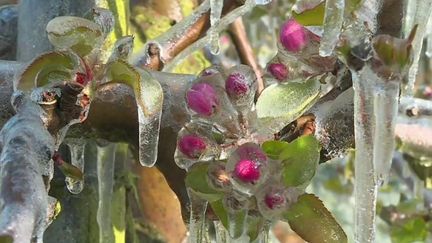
top-left (229, 17), bottom-right (265, 95)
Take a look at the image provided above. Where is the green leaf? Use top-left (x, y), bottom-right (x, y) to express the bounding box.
top-left (279, 135), bottom-right (320, 187)
top-left (391, 218), bottom-right (428, 243)
top-left (209, 200), bottom-right (228, 229)
top-left (283, 193), bottom-right (347, 243)
top-left (58, 162), bottom-right (84, 181)
top-left (46, 16), bottom-right (103, 57)
top-left (17, 51), bottom-right (82, 92)
top-left (185, 163), bottom-right (223, 202)
top-left (292, 2), bottom-right (325, 26)
top-left (262, 141), bottom-right (290, 159)
top-left (256, 78), bottom-right (320, 134)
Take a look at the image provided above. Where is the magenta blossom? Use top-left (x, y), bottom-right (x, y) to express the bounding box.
top-left (268, 63), bottom-right (288, 81)
top-left (225, 73), bottom-right (249, 100)
top-left (178, 134), bottom-right (207, 159)
top-left (186, 83), bottom-right (219, 116)
top-left (279, 19), bottom-right (308, 53)
top-left (234, 159), bottom-right (261, 183)
top-left (264, 192), bottom-right (285, 209)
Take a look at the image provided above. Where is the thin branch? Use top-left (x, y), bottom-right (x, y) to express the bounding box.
top-left (228, 17), bottom-right (265, 95)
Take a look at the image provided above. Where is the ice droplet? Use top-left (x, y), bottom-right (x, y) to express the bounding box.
top-left (319, 0), bottom-right (345, 57)
top-left (65, 139), bottom-right (87, 194)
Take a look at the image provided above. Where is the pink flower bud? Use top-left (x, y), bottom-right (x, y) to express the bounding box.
top-left (178, 135), bottom-right (207, 159)
top-left (234, 159), bottom-right (260, 183)
top-left (268, 63), bottom-right (288, 81)
top-left (279, 19), bottom-right (308, 53)
top-left (264, 192), bottom-right (285, 209)
top-left (186, 83), bottom-right (219, 116)
top-left (225, 73), bottom-right (249, 100)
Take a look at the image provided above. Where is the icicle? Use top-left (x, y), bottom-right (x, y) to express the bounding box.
top-left (404, 1), bottom-right (432, 95)
top-left (214, 221), bottom-right (230, 243)
top-left (64, 139), bottom-right (87, 194)
top-left (319, 0), bottom-right (345, 57)
top-left (352, 65), bottom-right (377, 243)
top-left (136, 69), bottom-right (163, 167)
top-left (188, 189), bottom-right (208, 243)
top-left (96, 143), bottom-right (117, 243)
top-left (426, 14), bottom-right (432, 58)
top-left (209, 0), bottom-right (223, 55)
top-left (373, 81), bottom-right (399, 185)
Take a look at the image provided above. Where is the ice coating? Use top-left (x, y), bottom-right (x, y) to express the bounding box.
top-left (186, 82), bottom-right (220, 117)
top-left (267, 63), bottom-right (288, 81)
top-left (65, 139), bottom-right (86, 194)
top-left (319, 0), bottom-right (345, 57)
top-left (279, 19), bottom-right (308, 53)
top-left (178, 134), bottom-right (207, 159)
top-left (96, 143), bottom-right (116, 243)
top-left (209, 0), bottom-right (223, 55)
top-left (225, 64), bottom-right (257, 111)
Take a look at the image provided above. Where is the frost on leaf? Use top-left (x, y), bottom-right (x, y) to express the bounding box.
top-left (46, 16), bottom-right (104, 57)
top-left (256, 78), bottom-right (321, 134)
top-left (15, 51), bottom-right (84, 92)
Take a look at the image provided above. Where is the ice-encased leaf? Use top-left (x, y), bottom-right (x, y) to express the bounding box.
top-left (283, 193), bottom-right (347, 243)
top-left (256, 78), bottom-right (320, 133)
top-left (104, 60), bottom-right (163, 167)
top-left (279, 135), bottom-right (320, 188)
top-left (209, 199), bottom-right (229, 229)
top-left (262, 140), bottom-right (290, 160)
top-left (16, 51), bottom-right (83, 92)
top-left (245, 213), bottom-right (265, 241)
top-left (46, 16), bottom-right (103, 57)
top-left (185, 163), bottom-right (223, 202)
top-left (222, 196), bottom-right (248, 239)
top-left (292, 2), bottom-right (325, 26)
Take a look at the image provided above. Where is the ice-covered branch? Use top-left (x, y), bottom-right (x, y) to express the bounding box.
top-left (0, 93), bottom-right (55, 242)
top-left (399, 97), bottom-right (432, 117)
